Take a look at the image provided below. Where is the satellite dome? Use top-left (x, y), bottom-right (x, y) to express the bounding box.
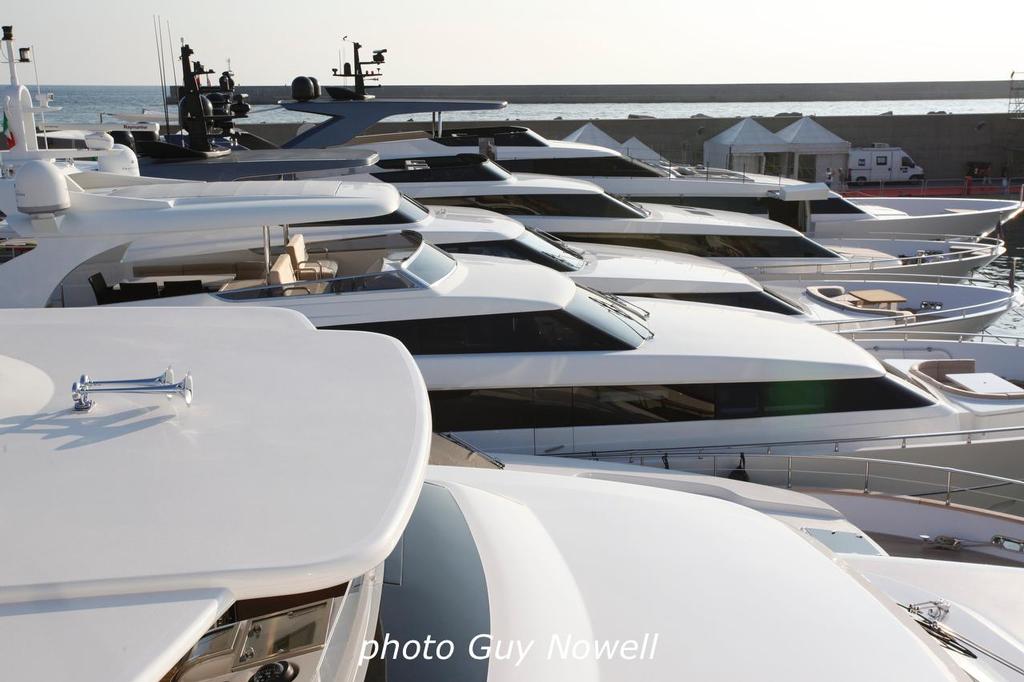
top-left (14, 160), bottom-right (70, 215)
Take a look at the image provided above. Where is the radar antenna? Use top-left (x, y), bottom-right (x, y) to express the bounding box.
top-left (328, 39), bottom-right (386, 101)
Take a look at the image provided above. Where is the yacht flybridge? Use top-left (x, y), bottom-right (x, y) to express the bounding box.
top-left (347, 124), bottom-right (1022, 238)
top-left (0, 305), bottom-right (433, 682)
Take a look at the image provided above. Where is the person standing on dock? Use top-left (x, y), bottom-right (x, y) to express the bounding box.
top-left (825, 168), bottom-right (833, 188)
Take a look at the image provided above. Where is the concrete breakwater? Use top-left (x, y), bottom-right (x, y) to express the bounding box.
top-left (240, 112), bottom-right (1024, 179)
top-left (198, 81), bottom-right (1013, 105)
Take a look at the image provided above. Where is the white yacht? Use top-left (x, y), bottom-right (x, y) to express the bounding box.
top-left (0, 305), bottom-right (434, 682)
top-left (343, 125), bottom-right (1022, 238)
top-left (4, 164), bottom-right (1024, 476)
top-left (7, 306), bottom-right (995, 682)
top-left (2, 162), bottom-right (1014, 338)
top-left (345, 155), bottom-right (1004, 279)
top-left (495, 450), bottom-right (1024, 680)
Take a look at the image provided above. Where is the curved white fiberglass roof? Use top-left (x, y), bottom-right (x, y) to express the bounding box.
top-left (574, 242), bottom-right (761, 293)
top-left (1, 179), bottom-right (401, 239)
top-left (642, 203), bottom-right (805, 236)
top-left (383, 253), bottom-right (579, 321)
top-left (430, 466), bottom-right (964, 681)
top-left (394, 172), bottom-right (609, 197)
top-left (0, 306), bottom-right (430, 602)
top-left (100, 178), bottom-right (395, 202)
top-left (421, 296), bottom-right (889, 389)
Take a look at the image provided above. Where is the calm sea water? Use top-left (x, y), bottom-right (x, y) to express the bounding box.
top-left (26, 86), bottom-right (1024, 336)
top-left (31, 85), bottom-right (1012, 124)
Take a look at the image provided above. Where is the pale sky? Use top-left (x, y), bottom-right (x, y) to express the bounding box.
top-left (6, 0), bottom-right (1024, 85)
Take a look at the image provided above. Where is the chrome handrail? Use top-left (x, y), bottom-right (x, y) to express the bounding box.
top-left (849, 330), bottom-right (1024, 346)
top-left (741, 242), bottom-right (1002, 278)
top-left (548, 423), bottom-right (1024, 461)
top-left (817, 293), bottom-right (1019, 333)
top-left (556, 452), bottom-right (1024, 511)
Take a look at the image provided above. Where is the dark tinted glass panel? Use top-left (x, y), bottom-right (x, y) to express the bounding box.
top-left (431, 388), bottom-right (536, 431)
top-left (296, 198), bottom-right (428, 226)
top-left (371, 163), bottom-right (508, 183)
top-left (497, 156), bottom-right (663, 178)
top-left (556, 232), bottom-right (837, 258)
top-left (329, 309), bottom-right (633, 355)
top-left (633, 196), bottom-right (767, 213)
top-left (572, 385), bottom-right (715, 426)
top-left (440, 239), bottom-right (578, 272)
top-left (378, 483), bottom-right (490, 682)
top-left (428, 377), bottom-right (932, 431)
top-left (808, 198), bottom-right (867, 215)
top-left (637, 291), bottom-right (801, 315)
top-left (420, 193), bottom-right (644, 218)
top-left (436, 127), bottom-right (547, 147)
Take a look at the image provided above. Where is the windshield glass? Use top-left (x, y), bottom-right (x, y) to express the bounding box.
top-left (403, 242), bottom-right (457, 285)
top-left (630, 158), bottom-right (672, 178)
top-left (566, 286), bottom-right (654, 348)
top-left (516, 230), bottom-right (587, 271)
top-left (612, 193), bottom-right (652, 217)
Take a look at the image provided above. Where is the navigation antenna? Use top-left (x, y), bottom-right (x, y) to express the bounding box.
top-left (330, 38), bottom-right (386, 100)
top-left (1010, 71), bottom-right (1024, 120)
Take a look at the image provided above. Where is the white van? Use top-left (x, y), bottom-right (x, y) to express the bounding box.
top-left (848, 144), bottom-right (925, 183)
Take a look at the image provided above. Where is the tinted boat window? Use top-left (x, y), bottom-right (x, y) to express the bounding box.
top-left (377, 483), bottom-right (490, 682)
top-left (429, 377), bottom-right (932, 431)
top-left (436, 127), bottom-right (548, 147)
top-left (557, 232), bottom-right (838, 258)
top-left (440, 232), bottom-right (585, 273)
top-left (328, 307), bottom-right (637, 355)
top-left (420, 193), bottom-right (645, 218)
top-left (371, 160), bottom-right (510, 183)
top-left (808, 198), bottom-right (867, 215)
top-left (637, 291), bottom-right (802, 315)
top-left (498, 156), bottom-right (664, 177)
top-left (572, 385), bottom-right (715, 426)
top-left (297, 196), bottom-right (429, 226)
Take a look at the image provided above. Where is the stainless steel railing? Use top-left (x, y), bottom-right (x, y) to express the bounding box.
top-left (848, 329), bottom-right (1024, 346)
top-left (557, 451), bottom-right (1024, 515)
top-left (550, 423), bottom-right (1024, 461)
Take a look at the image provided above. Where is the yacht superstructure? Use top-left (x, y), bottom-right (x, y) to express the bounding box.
top-left (3, 164), bottom-right (1023, 476)
top-left (344, 125), bottom-right (1022, 238)
top-left (342, 155), bottom-right (1005, 279)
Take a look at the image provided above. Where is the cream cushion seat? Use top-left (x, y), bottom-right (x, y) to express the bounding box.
top-left (270, 254), bottom-right (328, 296)
top-left (287, 234), bottom-right (338, 281)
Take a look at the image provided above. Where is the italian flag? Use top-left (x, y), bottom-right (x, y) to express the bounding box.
top-left (1, 109), bottom-right (14, 149)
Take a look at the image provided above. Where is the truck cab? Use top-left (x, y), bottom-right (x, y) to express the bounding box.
top-left (849, 143), bottom-right (925, 183)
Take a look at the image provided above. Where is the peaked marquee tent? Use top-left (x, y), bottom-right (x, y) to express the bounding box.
top-left (563, 123), bottom-right (623, 151)
top-left (621, 136), bottom-right (665, 163)
top-left (703, 118), bottom-right (791, 174)
top-left (776, 117), bottom-right (851, 182)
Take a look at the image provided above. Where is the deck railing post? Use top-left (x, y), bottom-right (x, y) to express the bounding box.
top-left (945, 471), bottom-right (952, 506)
top-left (863, 461), bottom-right (870, 493)
top-left (787, 457), bottom-right (792, 489)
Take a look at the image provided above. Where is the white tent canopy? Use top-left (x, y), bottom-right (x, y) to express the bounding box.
top-left (703, 118), bottom-right (791, 171)
top-left (563, 122), bottom-right (623, 151)
top-left (776, 117), bottom-right (851, 154)
top-left (621, 136), bottom-right (665, 163)
top-left (776, 117), bottom-right (851, 182)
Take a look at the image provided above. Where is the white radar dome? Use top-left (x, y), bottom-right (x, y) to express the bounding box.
top-left (97, 144), bottom-right (140, 176)
top-left (14, 160), bottom-right (71, 214)
top-left (84, 132), bottom-right (115, 151)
